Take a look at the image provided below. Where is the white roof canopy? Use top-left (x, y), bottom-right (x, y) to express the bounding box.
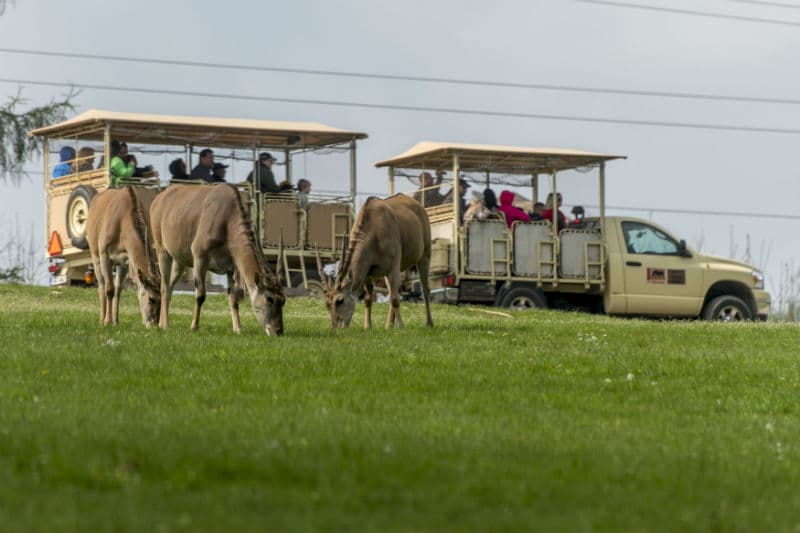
top-left (29, 109), bottom-right (368, 149)
top-left (375, 141), bottom-right (625, 174)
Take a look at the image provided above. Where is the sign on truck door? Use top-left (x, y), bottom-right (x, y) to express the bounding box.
top-left (617, 220), bottom-right (703, 316)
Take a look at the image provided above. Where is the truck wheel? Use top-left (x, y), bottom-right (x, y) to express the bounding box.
top-left (702, 295), bottom-right (752, 322)
top-left (66, 185), bottom-right (96, 249)
top-left (499, 287), bottom-right (547, 310)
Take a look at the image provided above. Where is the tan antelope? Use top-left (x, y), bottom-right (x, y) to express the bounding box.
top-left (149, 183), bottom-right (285, 334)
top-left (86, 187), bottom-right (161, 327)
top-left (317, 194), bottom-right (433, 329)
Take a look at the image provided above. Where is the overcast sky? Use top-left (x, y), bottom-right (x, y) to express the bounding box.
top-left (2, 0), bottom-right (799, 302)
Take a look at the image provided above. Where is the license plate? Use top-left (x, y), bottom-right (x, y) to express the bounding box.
top-left (50, 274), bottom-right (68, 286)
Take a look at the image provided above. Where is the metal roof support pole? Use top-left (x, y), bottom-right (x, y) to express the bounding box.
top-left (285, 148), bottom-right (292, 185)
top-left (388, 166), bottom-right (395, 195)
top-left (186, 145), bottom-right (193, 172)
top-left (349, 140), bottom-right (357, 206)
top-left (485, 170), bottom-right (490, 190)
top-left (44, 137), bottom-right (50, 238)
top-left (551, 170), bottom-right (558, 230)
top-left (599, 161), bottom-right (606, 232)
top-left (531, 173), bottom-right (539, 203)
top-left (452, 153), bottom-right (461, 274)
top-left (104, 125), bottom-right (111, 186)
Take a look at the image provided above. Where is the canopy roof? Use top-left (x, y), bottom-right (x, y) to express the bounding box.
top-left (375, 141), bottom-right (625, 173)
top-left (29, 109), bottom-right (368, 149)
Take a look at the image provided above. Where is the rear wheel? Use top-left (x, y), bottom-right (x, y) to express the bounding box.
top-left (66, 185), bottom-right (96, 249)
top-left (702, 295), bottom-right (752, 322)
top-left (498, 286), bottom-right (548, 310)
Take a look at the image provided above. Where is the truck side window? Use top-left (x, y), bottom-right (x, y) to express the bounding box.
top-left (621, 221), bottom-right (679, 255)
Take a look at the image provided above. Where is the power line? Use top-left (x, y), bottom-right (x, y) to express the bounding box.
top-left (574, 0), bottom-right (800, 26)
top-left (1, 47), bottom-right (799, 106)
top-left (726, 0), bottom-right (800, 8)
top-left (2, 76), bottom-right (800, 136)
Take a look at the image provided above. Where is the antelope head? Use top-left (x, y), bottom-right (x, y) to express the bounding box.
top-left (319, 235), bottom-right (356, 329)
top-left (135, 268), bottom-right (161, 328)
top-left (250, 232), bottom-right (286, 336)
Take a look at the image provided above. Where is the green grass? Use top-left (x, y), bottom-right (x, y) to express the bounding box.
top-left (0, 284), bottom-right (799, 533)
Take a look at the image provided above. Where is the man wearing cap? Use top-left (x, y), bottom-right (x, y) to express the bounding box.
top-left (246, 152), bottom-right (280, 193)
top-left (190, 148), bottom-right (215, 181)
top-left (209, 162), bottom-right (228, 183)
top-left (442, 178), bottom-right (471, 225)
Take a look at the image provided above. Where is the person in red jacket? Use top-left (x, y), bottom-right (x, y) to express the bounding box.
top-left (540, 192), bottom-right (569, 230)
top-left (497, 190), bottom-right (530, 228)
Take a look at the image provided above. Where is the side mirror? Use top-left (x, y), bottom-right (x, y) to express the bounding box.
top-left (678, 239), bottom-right (692, 258)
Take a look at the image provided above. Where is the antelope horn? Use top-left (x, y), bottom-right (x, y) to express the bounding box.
top-left (275, 227), bottom-right (285, 286)
top-left (336, 234), bottom-right (349, 283)
top-left (315, 245), bottom-right (329, 290)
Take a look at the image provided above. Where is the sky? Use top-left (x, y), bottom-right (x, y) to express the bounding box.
top-left (1, 0), bottom-right (799, 306)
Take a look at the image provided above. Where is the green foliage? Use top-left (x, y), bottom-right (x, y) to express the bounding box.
top-left (0, 89), bottom-right (76, 183)
top-left (0, 284), bottom-right (798, 533)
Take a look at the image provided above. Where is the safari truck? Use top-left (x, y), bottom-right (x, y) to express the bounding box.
top-left (376, 142), bottom-right (770, 321)
top-left (30, 110), bottom-right (367, 293)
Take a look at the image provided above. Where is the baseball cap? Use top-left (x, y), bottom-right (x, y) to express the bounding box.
top-left (259, 152), bottom-right (276, 161)
top-left (213, 162), bottom-right (229, 171)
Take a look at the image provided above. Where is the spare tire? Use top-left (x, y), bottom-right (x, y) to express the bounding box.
top-left (66, 185), bottom-right (96, 249)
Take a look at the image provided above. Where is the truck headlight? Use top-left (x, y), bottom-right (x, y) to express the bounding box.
top-left (752, 271), bottom-right (764, 289)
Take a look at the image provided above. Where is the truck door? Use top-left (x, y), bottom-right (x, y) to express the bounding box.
top-left (618, 220), bottom-right (703, 316)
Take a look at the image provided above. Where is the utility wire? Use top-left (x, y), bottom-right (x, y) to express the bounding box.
top-left (726, 0), bottom-right (800, 8)
top-left (2, 76), bottom-right (800, 135)
top-left (574, 0), bottom-right (800, 26)
top-left (1, 47), bottom-right (799, 106)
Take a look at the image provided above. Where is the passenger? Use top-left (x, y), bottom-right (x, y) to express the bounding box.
top-left (571, 205), bottom-right (585, 226)
top-left (297, 178), bottom-right (311, 209)
top-left (278, 180), bottom-right (294, 192)
top-left (119, 143), bottom-right (153, 177)
top-left (413, 171), bottom-right (444, 207)
top-left (52, 146), bottom-right (76, 178)
top-left (540, 192), bottom-right (568, 230)
top-left (530, 201), bottom-right (546, 220)
top-left (75, 147), bottom-right (95, 173)
top-left (464, 191), bottom-right (490, 222)
top-left (190, 148), bottom-right (214, 181)
top-left (168, 158), bottom-right (190, 181)
top-left (108, 139), bottom-right (135, 188)
top-left (442, 179), bottom-right (471, 224)
top-left (246, 152), bottom-right (280, 193)
top-left (209, 162), bottom-right (228, 183)
top-left (497, 190), bottom-right (531, 228)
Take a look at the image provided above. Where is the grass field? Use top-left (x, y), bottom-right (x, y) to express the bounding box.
top-left (0, 284), bottom-right (799, 533)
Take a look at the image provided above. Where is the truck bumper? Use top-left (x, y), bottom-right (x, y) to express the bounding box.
top-left (754, 289), bottom-right (771, 321)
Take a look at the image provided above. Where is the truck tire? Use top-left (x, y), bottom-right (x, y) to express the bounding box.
top-left (702, 295), bottom-right (752, 322)
top-left (66, 185), bottom-right (96, 249)
top-left (498, 286), bottom-right (548, 310)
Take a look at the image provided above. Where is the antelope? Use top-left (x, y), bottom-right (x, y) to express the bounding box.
top-left (86, 187), bottom-right (161, 327)
top-left (317, 194), bottom-right (433, 329)
top-left (149, 183), bottom-right (285, 335)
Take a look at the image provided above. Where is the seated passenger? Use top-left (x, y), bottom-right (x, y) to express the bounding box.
top-left (483, 188), bottom-right (500, 215)
top-left (278, 180), bottom-right (294, 192)
top-left (413, 171), bottom-right (444, 207)
top-left (168, 158), bottom-right (190, 181)
top-left (497, 190), bottom-right (530, 228)
top-left (529, 201), bottom-right (545, 220)
top-left (75, 147), bottom-right (95, 173)
top-left (442, 179), bottom-right (471, 224)
top-left (210, 162), bottom-right (228, 183)
top-left (464, 191), bottom-right (490, 222)
top-left (297, 178), bottom-right (311, 209)
top-left (108, 139), bottom-right (135, 188)
top-left (190, 148), bottom-right (214, 181)
top-left (540, 192), bottom-right (568, 230)
top-left (52, 146), bottom-right (76, 178)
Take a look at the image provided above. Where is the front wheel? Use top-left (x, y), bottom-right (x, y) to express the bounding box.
top-left (702, 295), bottom-right (752, 322)
top-left (66, 185), bottom-right (97, 249)
top-left (498, 286), bottom-right (548, 310)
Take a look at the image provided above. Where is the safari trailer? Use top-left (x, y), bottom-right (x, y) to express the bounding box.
top-left (376, 142), bottom-right (770, 321)
top-left (30, 110), bottom-right (367, 292)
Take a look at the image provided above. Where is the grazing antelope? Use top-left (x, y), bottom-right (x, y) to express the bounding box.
top-left (317, 194), bottom-right (433, 329)
top-left (86, 187), bottom-right (161, 327)
top-left (149, 183), bottom-right (285, 335)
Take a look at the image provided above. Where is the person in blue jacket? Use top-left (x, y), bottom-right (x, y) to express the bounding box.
top-left (52, 146), bottom-right (76, 178)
